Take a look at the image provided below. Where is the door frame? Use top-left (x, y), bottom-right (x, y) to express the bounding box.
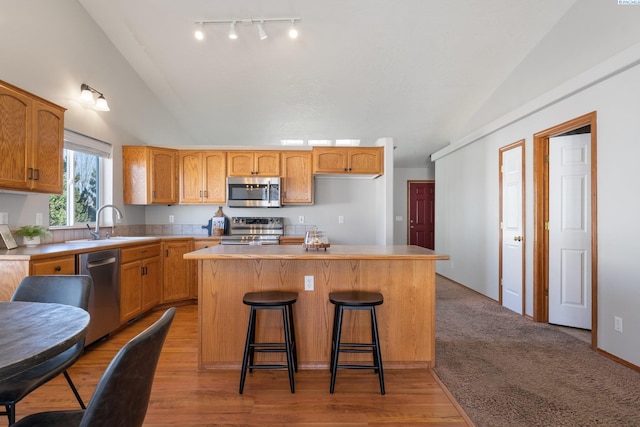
top-left (499, 140), bottom-right (525, 311)
top-left (533, 111), bottom-right (597, 349)
top-left (406, 180), bottom-right (434, 247)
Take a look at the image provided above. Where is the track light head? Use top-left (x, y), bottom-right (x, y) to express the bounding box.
top-left (288, 19), bottom-right (298, 39)
top-left (258, 22), bottom-right (268, 40)
top-left (228, 21), bottom-right (238, 39)
top-left (194, 22), bottom-right (205, 41)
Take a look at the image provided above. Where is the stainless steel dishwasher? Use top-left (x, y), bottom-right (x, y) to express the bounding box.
top-left (77, 248), bottom-right (120, 346)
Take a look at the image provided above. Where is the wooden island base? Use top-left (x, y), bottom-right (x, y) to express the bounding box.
top-left (185, 245), bottom-right (448, 371)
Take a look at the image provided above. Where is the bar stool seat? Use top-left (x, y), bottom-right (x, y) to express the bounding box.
top-left (239, 291), bottom-right (298, 394)
top-left (329, 291), bottom-right (385, 394)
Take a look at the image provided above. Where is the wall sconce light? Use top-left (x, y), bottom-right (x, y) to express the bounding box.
top-left (80, 84), bottom-right (110, 111)
top-left (194, 17), bottom-right (300, 42)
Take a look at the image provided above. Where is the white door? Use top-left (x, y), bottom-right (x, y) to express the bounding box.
top-left (501, 145), bottom-right (524, 314)
top-left (548, 134), bottom-right (591, 329)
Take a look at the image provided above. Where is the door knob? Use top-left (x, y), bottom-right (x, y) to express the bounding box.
top-left (513, 236), bottom-right (522, 242)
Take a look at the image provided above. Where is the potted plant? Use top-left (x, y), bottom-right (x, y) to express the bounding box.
top-left (15, 225), bottom-right (51, 248)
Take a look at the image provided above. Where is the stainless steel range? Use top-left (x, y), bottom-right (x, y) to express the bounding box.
top-left (220, 217), bottom-right (284, 245)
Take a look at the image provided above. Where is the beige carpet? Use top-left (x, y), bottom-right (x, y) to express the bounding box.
top-left (432, 275), bottom-right (640, 426)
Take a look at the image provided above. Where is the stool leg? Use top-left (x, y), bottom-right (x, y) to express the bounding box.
top-left (329, 305), bottom-right (344, 394)
top-left (249, 308), bottom-right (259, 373)
top-left (370, 306), bottom-right (385, 395)
top-left (330, 303), bottom-right (339, 372)
top-left (287, 303), bottom-right (298, 372)
top-left (282, 305), bottom-right (295, 393)
top-left (239, 306), bottom-right (257, 394)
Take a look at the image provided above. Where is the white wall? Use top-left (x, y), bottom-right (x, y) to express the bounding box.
top-left (0, 0), bottom-right (396, 245)
top-left (0, 0), bottom-right (189, 229)
top-left (433, 45), bottom-right (640, 366)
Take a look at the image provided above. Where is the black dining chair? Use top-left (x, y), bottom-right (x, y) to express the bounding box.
top-left (12, 307), bottom-right (176, 427)
top-left (0, 275), bottom-right (92, 426)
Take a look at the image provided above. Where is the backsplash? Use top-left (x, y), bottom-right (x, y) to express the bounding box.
top-left (6, 223), bottom-right (319, 247)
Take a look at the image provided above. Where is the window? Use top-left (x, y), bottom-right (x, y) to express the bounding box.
top-left (49, 130), bottom-right (112, 227)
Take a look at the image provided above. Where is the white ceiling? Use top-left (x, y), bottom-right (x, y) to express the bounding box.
top-left (78, 0), bottom-right (576, 168)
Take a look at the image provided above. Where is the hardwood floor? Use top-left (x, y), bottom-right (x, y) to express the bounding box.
top-left (13, 305), bottom-right (471, 426)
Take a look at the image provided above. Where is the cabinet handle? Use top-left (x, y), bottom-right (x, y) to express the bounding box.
top-left (165, 249), bottom-right (169, 257)
top-left (34, 169), bottom-right (40, 181)
top-left (28, 168), bottom-right (34, 180)
top-left (54, 265), bottom-right (61, 272)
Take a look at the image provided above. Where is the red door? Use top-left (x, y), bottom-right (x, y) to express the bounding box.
top-left (408, 182), bottom-right (435, 249)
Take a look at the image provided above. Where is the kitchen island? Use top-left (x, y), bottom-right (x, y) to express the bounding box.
top-left (184, 245), bottom-right (449, 371)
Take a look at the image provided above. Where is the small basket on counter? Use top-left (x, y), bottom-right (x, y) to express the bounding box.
top-left (303, 231), bottom-right (330, 251)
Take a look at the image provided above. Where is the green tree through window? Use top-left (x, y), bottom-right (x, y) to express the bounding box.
top-left (50, 150), bottom-right (99, 226)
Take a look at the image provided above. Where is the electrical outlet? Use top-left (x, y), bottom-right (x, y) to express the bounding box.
top-left (338, 215), bottom-right (344, 224)
top-left (304, 275), bottom-right (314, 291)
top-left (0, 212), bottom-right (7, 224)
top-left (299, 216), bottom-right (305, 224)
top-left (35, 213), bottom-right (43, 226)
top-left (614, 316), bottom-right (623, 333)
top-left (169, 215), bottom-right (175, 223)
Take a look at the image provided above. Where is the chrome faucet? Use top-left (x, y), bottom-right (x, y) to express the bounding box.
top-left (92, 204), bottom-right (124, 239)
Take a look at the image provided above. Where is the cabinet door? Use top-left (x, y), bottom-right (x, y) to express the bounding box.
top-left (120, 260), bottom-right (143, 322)
top-left (162, 241), bottom-right (192, 302)
top-left (203, 151), bottom-right (227, 203)
top-left (348, 148), bottom-right (383, 174)
top-left (0, 83), bottom-right (32, 190)
top-left (227, 152), bottom-right (254, 176)
top-left (151, 148), bottom-right (178, 204)
top-left (254, 152), bottom-right (280, 176)
top-left (179, 151), bottom-right (204, 204)
top-left (123, 146), bottom-right (149, 205)
top-left (313, 148), bottom-right (348, 173)
top-left (141, 255), bottom-right (161, 310)
top-left (31, 100), bottom-right (64, 193)
top-left (281, 152), bottom-right (313, 204)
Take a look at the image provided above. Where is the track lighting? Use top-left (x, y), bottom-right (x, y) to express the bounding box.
top-left (79, 84), bottom-right (110, 111)
top-left (194, 17), bottom-right (300, 41)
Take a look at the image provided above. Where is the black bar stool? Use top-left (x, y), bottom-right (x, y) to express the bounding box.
top-left (239, 291), bottom-right (298, 394)
top-left (329, 291), bottom-right (385, 394)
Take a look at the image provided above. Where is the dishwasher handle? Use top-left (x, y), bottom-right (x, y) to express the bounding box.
top-left (86, 257), bottom-right (117, 269)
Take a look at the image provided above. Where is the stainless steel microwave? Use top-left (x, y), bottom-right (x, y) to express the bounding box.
top-left (226, 177), bottom-right (281, 208)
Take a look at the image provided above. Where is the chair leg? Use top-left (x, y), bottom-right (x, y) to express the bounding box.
top-left (63, 370), bottom-right (86, 409)
top-left (5, 403), bottom-right (15, 426)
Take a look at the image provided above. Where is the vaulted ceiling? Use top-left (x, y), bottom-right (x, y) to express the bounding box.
top-left (78, 0), bottom-right (577, 167)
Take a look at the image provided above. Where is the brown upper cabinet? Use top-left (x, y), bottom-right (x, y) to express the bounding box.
top-left (312, 147), bottom-right (383, 176)
top-left (123, 146), bottom-right (178, 205)
top-left (281, 151), bottom-right (314, 205)
top-left (227, 151), bottom-right (280, 176)
top-left (0, 80), bottom-right (65, 194)
top-left (179, 151), bottom-right (227, 204)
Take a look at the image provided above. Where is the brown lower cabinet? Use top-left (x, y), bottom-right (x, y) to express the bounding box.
top-left (120, 243), bottom-right (161, 323)
top-left (161, 239), bottom-right (193, 303)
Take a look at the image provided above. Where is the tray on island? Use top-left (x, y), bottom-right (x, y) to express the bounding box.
top-left (303, 243), bottom-right (330, 251)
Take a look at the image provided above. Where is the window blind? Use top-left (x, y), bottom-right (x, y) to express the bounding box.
top-left (64, 129), bottom-right (112, 158)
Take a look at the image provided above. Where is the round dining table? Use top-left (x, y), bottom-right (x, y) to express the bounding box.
top-left (0, 301), bottom-right (90, 381)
